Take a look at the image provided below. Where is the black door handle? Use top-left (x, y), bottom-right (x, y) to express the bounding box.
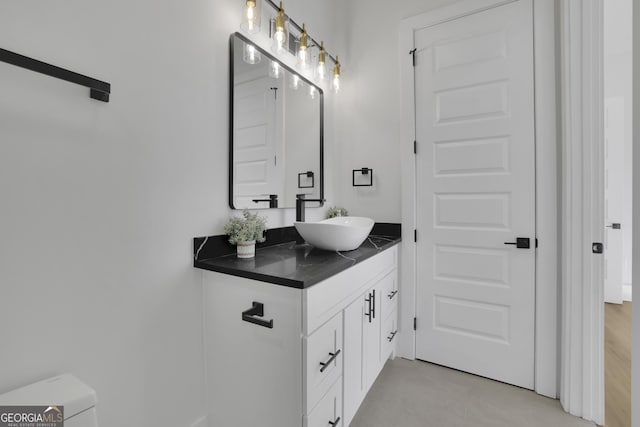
top-left (504, 237), bottom-right (530, 249)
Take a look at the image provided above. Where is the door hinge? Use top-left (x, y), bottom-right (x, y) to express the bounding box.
top-left (409, 48), bottom-right (417, 67)
top-left (413, 140), bottom-right (417, 154)
top-left (414, 229), bottom-right (417, 242)
top-left (413, 317), bottom-right (417, 331)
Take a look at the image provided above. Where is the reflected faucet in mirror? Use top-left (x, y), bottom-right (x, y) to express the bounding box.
top-left (296, 194), bottom-right (325, 222)
top-left (252, 194), bottom-right (279, 208)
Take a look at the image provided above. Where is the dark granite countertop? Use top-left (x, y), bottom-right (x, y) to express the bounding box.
top-left (193, 223), bottom-right (401, 289)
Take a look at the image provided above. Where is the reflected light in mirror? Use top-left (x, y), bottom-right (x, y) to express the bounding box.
top-left (243, 43), bottom-right (261, 65)
top-left (289, 74), bottom-right (301, 90)
top-left (269, 60), bottom-right (282, 78)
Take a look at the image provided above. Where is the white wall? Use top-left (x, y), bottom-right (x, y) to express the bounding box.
top-left (0, 1), bottom-right (342, 426)
top-left (632, 1), bottom-right (640, 424)
top-left (604, 0), bottom-right (633, 288)
top-left (333, 0), bottom-right (458, 222)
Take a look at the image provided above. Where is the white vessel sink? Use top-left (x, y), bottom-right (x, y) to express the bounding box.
top-left (294, 217), bottom-right (375, 251)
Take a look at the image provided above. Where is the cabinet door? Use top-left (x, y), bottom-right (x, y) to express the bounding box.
top-left (343, 296), bottom-right (365, 426)
top-left (381, 308), bottom-right (398, 363)
top-left (203, 273), bottom-right (302, 427)
top-left (379, 270), bottom-right (398, 321)
top-left (363, 284), bottom-right (382, 390)
top-left (305, 312), bottom-right (343, 414)
top-left (305, 378), bottom-right (342, 427)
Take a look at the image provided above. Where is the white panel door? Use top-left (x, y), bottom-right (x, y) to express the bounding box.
top-left (414, 0), bottom-right (536, 389)
top-left (604, 97), bottom-right (624, 304)
top-left (233, 76), bottom-right (283, 208)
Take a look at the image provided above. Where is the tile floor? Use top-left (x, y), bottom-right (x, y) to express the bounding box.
top-left (350, 358), bottom-right (595, 427)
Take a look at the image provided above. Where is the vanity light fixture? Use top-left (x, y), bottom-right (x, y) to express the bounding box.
top-left (249, 0), bottom-right (343, 92)
top-left (272, 1), bottom-right (288, 53)
top-left (241, 0), bottom-right (260, 34)
top-left (316, 41), bottom-right (327, 81)
top-left (332, 56), bottom-right (341, 93)
top-left (242, 42), bottom-right (261, 64)
top-left (297, 23), bottom-right (309, 69)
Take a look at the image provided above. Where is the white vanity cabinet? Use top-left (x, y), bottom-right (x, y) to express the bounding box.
top-left (202, 246), bottom-right (398, 427)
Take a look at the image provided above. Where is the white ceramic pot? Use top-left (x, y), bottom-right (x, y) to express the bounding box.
top-left (236, 240), bottom-right (256, 258)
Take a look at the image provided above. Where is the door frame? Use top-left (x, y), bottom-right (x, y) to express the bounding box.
top-left (558, 0), bottom-right (604, 424)
top-left (399, 0), bottom-right (558, 398)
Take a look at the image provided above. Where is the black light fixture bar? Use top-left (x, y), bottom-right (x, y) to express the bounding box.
top-left (263, 0), bottom-right (339, 65)
top-left (0, 48), bottom-right (111, 102)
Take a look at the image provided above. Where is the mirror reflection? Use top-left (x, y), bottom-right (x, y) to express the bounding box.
top-left (229, 32), bottom-right (323, 209)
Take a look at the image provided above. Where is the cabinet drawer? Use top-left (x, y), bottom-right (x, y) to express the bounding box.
top-left (379, 270), bottom-right (398, 320)
top-left (304, 312), bottom-right (343, 414)
top-left (304, 246), bottom-right (397, 335)
top-left (381, 308), bottom-right (398, 363)
top-left (305, 377), bottom-right (342, 427)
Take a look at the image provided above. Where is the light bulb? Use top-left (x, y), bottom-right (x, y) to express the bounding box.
top-left (241, 0), bottom-right (260, 34)
top-left (332, 56), bottom-right (341, 93)
top-left (246, 4), bottom-right (255, 29)
top-left (298, 47), bottom-right (308, 68)
top-left (316, 41), bottom-right (327, 81)
top-left (297, 24), bottom-right (309, 69)
top-left (272, 1), bottom-right (288, 53)
top-left (269, 60), bottom-right (282, 79)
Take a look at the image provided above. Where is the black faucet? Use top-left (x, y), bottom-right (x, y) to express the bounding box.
top-left (252, 194), bottom-right (278, 208)
top-left (296, 194), bottom-right (324, 222)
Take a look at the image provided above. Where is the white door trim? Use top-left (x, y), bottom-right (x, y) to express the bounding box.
top-left (399, 0), bottom-right (558, 398)
top-left (558, 0), bottom-right (604, 424)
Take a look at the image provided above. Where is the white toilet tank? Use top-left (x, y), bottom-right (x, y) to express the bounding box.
top-left (0, 374), bottom-right (97, 427)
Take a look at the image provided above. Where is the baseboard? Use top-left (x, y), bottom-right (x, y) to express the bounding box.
top-left (623, 283), bottom-right (632, 301)
top-left (189, 416), bottom-right (207, 427)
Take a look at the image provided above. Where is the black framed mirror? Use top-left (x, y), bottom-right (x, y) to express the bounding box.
top-left (229, 32), bottom-right (324, 209)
